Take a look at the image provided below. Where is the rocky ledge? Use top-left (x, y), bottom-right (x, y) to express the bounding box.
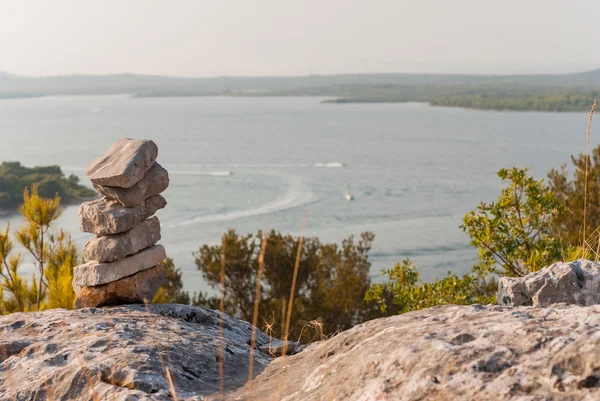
top-left (223, 303), bottom-right (600, 401)
top-left (0, 304), bottom-right (275, 400)
top-left (1, 303), bottom-right (599, 400)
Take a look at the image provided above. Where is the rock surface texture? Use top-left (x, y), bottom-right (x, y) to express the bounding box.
top-left (220, 304), bottom-right (600, 401)
top-left (74, 265), bottom-right (167, 308)
top-left (94, 162), bottom-right (170, 207)
top-left (73, 245), bottom-right (166, 290)
top-left (86, 138), bottom-right (158, 188)
top-left (74, 138), bottom-right (168, 308)
top-left (79, 195), bottom-right (166, 235)
top-left (0, 304), bottom-right (274, 400)
top-left (1, 304), bottom-right (598, 400)
top-left (498, 259), bottom-right (600, 307)
top-left (83, 216), bottom-right (162, 263)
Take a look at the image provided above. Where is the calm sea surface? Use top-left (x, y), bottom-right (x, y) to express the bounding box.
top-left (0, 95), bottom-right (595, 293)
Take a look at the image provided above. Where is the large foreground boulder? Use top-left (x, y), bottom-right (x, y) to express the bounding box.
top-left (1, 304), bottom-right (599, 400)
top-left (498, 259), bottom-right (600, 307)
top-left (0, 304), bottom-right (274, 401)
top-left (220, 304), bottom-right (600, 401)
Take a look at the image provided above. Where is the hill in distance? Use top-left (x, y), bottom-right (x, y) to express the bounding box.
top-left (2, 68), bottom-right (600, 111)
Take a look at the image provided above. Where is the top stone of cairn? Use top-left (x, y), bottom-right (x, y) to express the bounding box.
top-left (86, 138), bottom-right (158, 188)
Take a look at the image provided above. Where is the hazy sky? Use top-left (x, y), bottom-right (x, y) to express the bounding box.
top-left (2, 0), bottom-right (600, 77)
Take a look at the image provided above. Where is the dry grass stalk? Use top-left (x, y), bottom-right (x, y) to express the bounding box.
top-left (276, 212), bottom-right (307, 400)
top-left (280, 297), bottom-right (286, 337)
top-left (583, 99), bottom-right (597, 243)
top-left (297, 319), bottom-right (324, 343)
top-left (262, 315), bottom-right (276, 351)
top-left (218, 234), bottom-right (227, 401)
top-left (143, 301), bottom-right (179, 401)
top-left (247, 232), bottom-right (268, 400)
top-left (582, 228), bottom-right (600, 261)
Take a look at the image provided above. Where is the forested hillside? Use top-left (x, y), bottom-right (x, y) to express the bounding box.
top-left (2, 69), bottom-right (600, 111)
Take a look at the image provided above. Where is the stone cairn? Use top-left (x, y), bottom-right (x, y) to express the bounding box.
top-left (72, 138), bottom-right (169, 308)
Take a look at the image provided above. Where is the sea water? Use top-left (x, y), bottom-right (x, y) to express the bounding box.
top-left (0, 95), bottom-right (595, 293)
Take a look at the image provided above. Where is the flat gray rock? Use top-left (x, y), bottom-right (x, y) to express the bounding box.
top-left (0, 304), bottom-right (275, 401)
top-left (86, 138), bottom-right (158, 188)
top-left (498, 259), bottom-right (600, 307)
top-left (74, 264), bottom-right (167, 308)
top-left (79, 195), bottom-right (166, 235)
top-left (94, 162), bottom-right (169, 207)
top-left (83, 216), bottom-right (161, 263)
top-left (73, 245), bottom-right (166, 290)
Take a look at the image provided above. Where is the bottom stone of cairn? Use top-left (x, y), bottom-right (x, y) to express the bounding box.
top-left (74, 265), bottom-right (166, 308)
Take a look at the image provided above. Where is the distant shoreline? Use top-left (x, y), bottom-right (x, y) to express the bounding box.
top-left (0, 92), bottom-right (596, 112)
top-left (0, 161), bottom-right (98, 215)
top-left (0, 195), bottom-right (96, 218)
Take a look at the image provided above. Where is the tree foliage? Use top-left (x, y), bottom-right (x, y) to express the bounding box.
top-left (432, 91), bottom-right (599, 112)
top-left (461, 168), bottom-right (563, 277)
top-left (0, 223), bottom-right (39, 313)
top-left (15, 185), bottom-right (62, 309)
top-left (44, 230), bottom-right (79, 309)
top-left (0, 186), bottom-right (79, 313)
top-left (0, 161), bottom-right (95, 210)
top-left (152, 257), bottom-right (191, 305)
top-left (549, 144), bottom-right (600, 247)
top-left (193, 229), bottom-right (376, 340)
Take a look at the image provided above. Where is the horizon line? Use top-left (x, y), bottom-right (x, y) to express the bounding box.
top-left (2, 68), bottom-right (600, 80)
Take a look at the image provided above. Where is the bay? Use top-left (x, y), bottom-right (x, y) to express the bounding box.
top-left (0, 95), bottom-right (594, 293)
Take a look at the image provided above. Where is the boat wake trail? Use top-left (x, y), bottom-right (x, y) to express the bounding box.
top-left (171, 175), bottom-right (313, 227)
top-left (170, 170), bottom-right (233, 176)
top-left (313, 162), bottom-right (346, 168)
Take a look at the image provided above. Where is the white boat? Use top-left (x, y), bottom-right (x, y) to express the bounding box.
top-left (344, 185), bottom-right (354, 201)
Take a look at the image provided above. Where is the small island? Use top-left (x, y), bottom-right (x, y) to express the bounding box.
top-left (0, 162), bottom-right (96, 213)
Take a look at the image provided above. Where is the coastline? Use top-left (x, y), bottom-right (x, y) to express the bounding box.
top-left (0, 91), bottom-right (594, 112)
top-left (0, 195), bottom-right (97, 217)
top-left (320, 97), bottom-right (593, 112)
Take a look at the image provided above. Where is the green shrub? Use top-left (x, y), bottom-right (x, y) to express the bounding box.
top-left (365, 259), bottom-right (496, 314)
top-left (461, 167), bottom-right (563, 277)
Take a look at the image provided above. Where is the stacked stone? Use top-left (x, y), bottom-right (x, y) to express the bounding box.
top-left (72, 138), bottom-right (170, 308)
